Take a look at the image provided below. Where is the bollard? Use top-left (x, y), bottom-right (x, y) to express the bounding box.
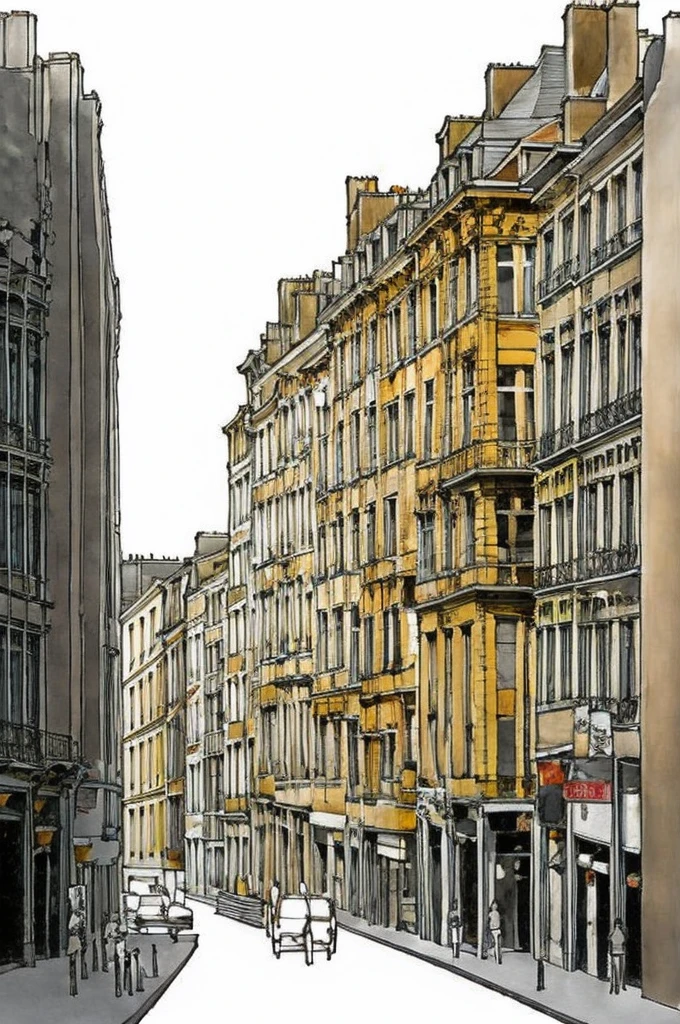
top-left (133, 948), bottom-right (144, 992)
top-left (537, 958), bottom-right (545, 992)
top-left (80, 947), bottom-right (88, 980)
top-left (69, 954), bottom-right (78, 997)
top-left (152, 943), bottom-right (159, 978)
top-left (123, 950), bottom-right (132, 996)
top-left (114, 950), bottom-right (122, 998)
top-left (101, 923), bottom-right (108, 973)
top-left (92, 936), bottom-right (99, 973)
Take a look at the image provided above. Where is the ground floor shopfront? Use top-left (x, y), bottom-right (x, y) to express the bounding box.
top-left (417, 790), bottom-right (533, 955)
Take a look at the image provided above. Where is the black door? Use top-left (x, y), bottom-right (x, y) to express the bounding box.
top-left (596, 871), bottom-right (610, 980)
top-left (625, 854), bottom-right (641, 987)
top-left (460, 839), bottom-right (478, 946)
top-left (0, 820), bottom-right (23, 965)
top-left (576, 867), bottom-right (588, 973)
top-left (430, 833), bottom-right (442, 943)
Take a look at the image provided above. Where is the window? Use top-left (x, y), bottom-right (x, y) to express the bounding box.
top-left (317, 611), bottom-right (329, 672)
top-left (620, 474), bottom-right (635, 546)
top-left (497, 718), bottom-right (516, 779)
top-left (384, 497), bottom-right (397, 557)
top-left (579, 202), bottom-right (591, 274)
top-left (559, 623), bottom-right (572, 699)
top-left (337, 340), bottom-right (346, 393)
top-left (318, 524), bottom-right (327, 575)
top-left (367, 320), bottom-right (377, 370)
top-left (497, 367), bottom-right (519, 441)
top-left (561, 211), bottom-right (574, 265)
top-left (381, 732), bottom-right (396, 781)
top-left (543, 354), bottom-right (555, 435)
top-left (465, 246), bottom-right (478, 313)
top-left (348, 720), bottom-right (360, 792)
top-left (616, 319), bottom-right (627, 398)
top-left (602, 479), bottom-right (613, 550)
top-left (407, 290), bottom-right (417, 354)
top-left (497, 244), bottom-right (515, 315)
top-left (560, 345), bottom-right (573, 427)
top-left (335, 512), bottom-right (345, 572)
top-left (367, 403), bottom-right (377, 471)
top-left (630, 316), bottom-right (641, 392)
top-left (496, 620), bottom-right (517, 689)
top-left (335, 423), bottom-right (344, 484)
top-left (546, 627), bottom-right (556, 702)
top-left (462, 625), bottom-right (473, 776)
top-left (386, 401), bottom-right (400, 464)
top-left (595, 622), bottom-right (611, 698)
top-left (383, 607), bottom-right (401, 670)
top-left (448, 261), bottom-right (458, 325)
top-left (615, 173), bottom-right (627, 234)
top-left (418, 512), bottom-right (435, 579)
top-left (522, 245), bottom-right (535, 315)
top-left (363, 616), bottom-right (374, 677)
top-left (333, 607), bottom-right (344, 668)
top-left (597, 187), bottom-right (609, 248)
top-left (350, 510), bottom-right (360, 567)
top-left (423, 379), bottom-right (435, 459)
top-left (539, 505), bottom-right (552, 566)
top-left (633, 161), bottom-right (642, 223)
top-left (497, 492), bottom-right (533, 563)
top-left (350, 410), bottom-right (361, 477)
top-left (350, 605), bottom-right (360, 683)
top-left (463, 493), bottom-right (475, 566)
top-left (387, 223), bottom-right (398, 256)
top-left (620, 619), bottom-right (636, 700)
top-left (404, 391), bottom-right (415, 457)
top-left (429, 279), bottom-right (438, 340)
top-left (578, 624), bottom-right (591, 699)
top-left (598, 321), bottom-right (611, 407)
top-left (543, 230), bottom-right (554, 281)
top-left (366, 503), bottom-right (376, 561)
top-left (580, 323), bottom-right (593, 418)
top-left (351, 328), bottom-right (361, 383)
top-left (462, 360), bottom-right (474, 446)
top-left (387, 305), bottom-right (401, 365)
top-left (443, 498), bottom-right (456, 570)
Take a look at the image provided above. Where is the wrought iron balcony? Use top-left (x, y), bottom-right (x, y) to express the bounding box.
top-left (0, 720), bottom-right (79, 764)
top-left (0, 421), bottom-right (50, 458)
top-left (535, 560), bottom-right (575, 589)
top-left (579, 389), bottom-right (641, 441)
top-left (585, 695), bottom-right (639, 726)
top-left (589, 221), bottom-right (642, 273)
top-left (538, 257), bottom-right (580, 300)
top-left (538, 422), bottom-right (574, 460)
top-left (576, 544), bottom-right (639, 580)
top-left (440, 439), bottom-right (536, 485)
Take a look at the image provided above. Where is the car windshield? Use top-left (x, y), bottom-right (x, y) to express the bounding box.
top-left (308, 899), bottom-right (331, 917)
top-left (278, 898), bottom-right (308, 919)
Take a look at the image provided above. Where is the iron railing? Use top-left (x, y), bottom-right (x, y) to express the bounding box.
top-left (579, 389), bottom-right (641, 440)
top-left (589, 220), bottom-right (642, 273)
top-left (538, 422), bottom-right (574, 460)
top-left (0, 720), bottom-right (79, 764)
top-left (535, 560), bottom-right (575, 589)
top-left (585, 695), bottom-right (639, 726)
top-left (576, 544), bottom-right (639, 580)
top-left (440, 439), bottom-right (536, 484)
top-left (538, 257), bottom-right (580, 300)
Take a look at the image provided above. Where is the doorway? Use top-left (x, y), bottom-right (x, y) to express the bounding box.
top-left (0, 819), bottom-right (23, 965)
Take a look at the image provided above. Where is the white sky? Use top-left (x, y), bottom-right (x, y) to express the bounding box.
top-left (27, 0), bottom-right (672, 559)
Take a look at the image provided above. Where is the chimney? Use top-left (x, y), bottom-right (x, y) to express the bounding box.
top-left (563, 3), bottom-right (608, 97)
top-left (485, 64), bottom-right (534, 118)
top-left (0, 11), bottom-right (36, 69)
top-left (345, 176), bottom-right (378, 250)
top-left (607, 0), bottom-right (639, 108)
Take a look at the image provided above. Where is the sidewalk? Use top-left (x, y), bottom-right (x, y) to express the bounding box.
top-left (0, 932), bottom-right (197, 1024)
top-left (337, 911), bottom-right (680, 1024)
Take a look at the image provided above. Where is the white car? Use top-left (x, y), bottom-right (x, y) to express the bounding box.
top-left (307, 896), bottom-right (337, 961)
top-left (271, 895), bottom-right (313, 965)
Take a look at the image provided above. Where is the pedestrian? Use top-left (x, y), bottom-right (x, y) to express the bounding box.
top-left (104, 913), bottom-right (122, 964)
top-left (266, 880), bottom-right (280, 936)
top-left (488, 900), bottom-right (502, 964)
top-left (608, 917), bottom-right (627, 994)
top-left (67, 909), bottom-right (83, 996)
top-left (448, 901), bottom-right (462, 959)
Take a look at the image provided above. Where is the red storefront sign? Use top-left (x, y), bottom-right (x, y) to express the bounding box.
top-left (563, 779), bottom-right (612, 802)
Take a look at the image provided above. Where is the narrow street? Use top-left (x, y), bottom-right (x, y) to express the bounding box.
top-left (145, 900), bottom-right (549, 1024)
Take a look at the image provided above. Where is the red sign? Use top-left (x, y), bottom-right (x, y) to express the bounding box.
top-left (563, 780), bottom-right (611, 803)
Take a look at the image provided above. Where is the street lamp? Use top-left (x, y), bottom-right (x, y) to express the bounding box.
top-left (34, 826), bottom-right (58, 958)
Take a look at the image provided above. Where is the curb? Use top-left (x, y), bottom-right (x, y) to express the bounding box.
top-left (121, 935), bottom-right (199, 1024)
top-left (337, 919), bottom-right (586, 1024)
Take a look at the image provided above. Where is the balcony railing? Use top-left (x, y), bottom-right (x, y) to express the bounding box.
top-left (586, 695), bottom-right (639, 726)
top-left (204, 730), bottom-right (224, 755)
top-left (579, 389), bottom-right (641, 441)
top-left (576, 544), bottom-right (639, 580)
top-left (588, 220), bottom-right (642, 274)
top-left (440, 439), bottom-right (536, 485)
top-left (0, 720), bottom-right (79, 764)
top-left (535, 560), bottom-right (575, 589)
top-left (538, 257), bottom-right (580, 300)
top-left (0, 422), bottom-right (50, 458)
top-left (538, 422), bottom-right (574, 460)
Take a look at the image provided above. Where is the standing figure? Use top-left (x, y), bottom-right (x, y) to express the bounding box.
top-left (608, 918), bottom-right (627, 995)
top-left (448, 901), bottom-right (462, 959)
top-left (104, 914), bottom-right (122, 963)
top-left (67, 909), bottom-right (83, 996)
top-left (488, 900), bottom-right (502, 964)
top-left (266, 881), bottom-right (280, 936)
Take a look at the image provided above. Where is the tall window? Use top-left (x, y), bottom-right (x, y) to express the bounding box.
top-left (386, 401), bottom-right (400, 464)
top-left (429, 280), bottom-right (438, 340)
top-left (580, 323), bottom-right (592, 419)
top-left (448, 261), bottom-right (459, 325)
top-left (335, 423), bottom-right (344, 484)
top-left (598, 321), bottom-right (611, 408)
top-left (418, 512), bottom-right (435, 579)
top-left (522, 245), bottom-right (535, 315)
top-left (615, 173), bottom-right (627, 234)
top-left (633, 161), bottom-right (642, 223)
top-left (630, 316), bottom-right (641, 392)
top-left (543, 230), bottom-right (554, 282)
top-left (350, 410), bottom-right (361, 476)
top-left (559, 624), bottom-right (572, 699)
top-left (350, 510), bottom-right (360, 567)
top-left (595, 622), bottom-right (611, 698)
top-left (404, 391), bottom-right (415, 457)
top-left (443, 498), bottom-right (456, 570)
top-left (561, 344), bottom-right (573, 427)
top-left (462, 626), bottom-right (473, 776)
top-left (465, 245), bottom-right (478, 313)
top-left (333, 607), bottom-right (344, 668)
top-left (423, 379), bottom-right (435, 459)
top-left (543, 354), bottom-right (555, 436)
top-left (366, 503), bottom-right (376, 561)
top-left (351, 328), bottom-right (361, 383)
top-left (620, 474), bottom-right (635, 546)
top-left (367, 403), bottom-right (377, 471)
top-left (462, 360), bottom-right (475, 446)
top-left (578, 624), bottom-right (591, 699)
top-left (407, 290), bottom-right (417, 354)
top-left (363, 616), bottom-right (374, 677)
top-left (579, 202), bottom-right (591, 274)
top-left (387, 306), bottom-right (401, 365)
top-left (597, 187), bottom-right (609, 248)
top-left (367, 320), bottom-right (377, 370)
top-left (561, 211), bottom-right (574, 264)
top-left (317, 611), bottom-right (328, 671)
top-left (602, 479), bottom-right (614, 550)
top-left (463, 493), bottom-right (475, 566)
top-left (384, 497), bottom-right (397, 557)
top-left (497, 244), bottom-right (515, 315)
top-left (350, 606), bottom-right (360, 683)
top-left (620, 619), bottom-right (636, 700)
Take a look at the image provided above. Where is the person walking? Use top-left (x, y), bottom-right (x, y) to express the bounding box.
top-left (448, 901), bottom-right (462, 959)
top-left (608, 917), bottom-right (628, 994)
top-left (488, 900), bottom-right (502, 964)
top-left (104, 913), bottom-right (122, 964)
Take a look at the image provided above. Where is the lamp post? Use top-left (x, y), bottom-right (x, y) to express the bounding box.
top-left (34, 826), bottom-right (57, 958)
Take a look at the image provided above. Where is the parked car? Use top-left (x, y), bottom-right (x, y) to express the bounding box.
top-left (306, 895), bottom-right (337, 960)
top-left (125, 882), bottom-right (193, 940)
top-left (271, 895), bottom-right (313, 965)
